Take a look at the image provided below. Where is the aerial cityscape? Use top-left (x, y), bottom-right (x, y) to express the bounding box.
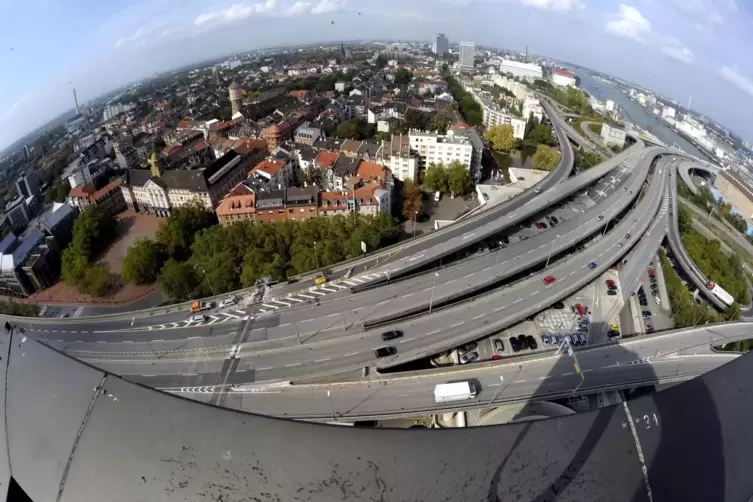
top-left (1, 0), bottom-right (753, 499)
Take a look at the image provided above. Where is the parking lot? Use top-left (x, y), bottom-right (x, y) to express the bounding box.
top-left (634, 262), bottom-right (674, 333)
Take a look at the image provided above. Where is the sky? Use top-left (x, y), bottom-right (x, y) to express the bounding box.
top-left (1, 0), bottom-right (753, 150)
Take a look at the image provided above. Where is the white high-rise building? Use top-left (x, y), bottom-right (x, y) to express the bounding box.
top-left (662, 106), bottom-right (676, 120)
top-left (432, 33), bottom-right (449, 56)
top-left (459, 42), bottom-right (475, 71)
top-left (498, 59), bottom-right (543, 81)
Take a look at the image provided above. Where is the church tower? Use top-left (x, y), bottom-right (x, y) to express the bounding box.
top-left (149, 152), bottom-right (162, 178)
top-left (229, 80), bottom-right (243, 117)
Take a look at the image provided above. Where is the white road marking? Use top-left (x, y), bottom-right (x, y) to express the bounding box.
top-left (233, 309), bottom-right (246, 314)
top-left (516, 379), bottom-right (527, 383)
top-left (256, 367), bottom-right (273, 371)
top-left (450, 322), bottom-right (464, 328)
top-left (300, 319), bottom-right (313, 323)
top-left (285, 363), bottom-right (301, 367)
top-left (562, 372), bottom-right (574, 376)
top-left (320, 287), bottom-right (337, 293)
top-left (278, 323), bottom-right (290, 327)
top-left (261, 304), bottom-right (279, 310)
top-left (343, 281), bottom-right (358, 287)
top-left (310, 290), bottom-right (326, 296)
top-left (375, 300), bottom-right (389, 306)
top-left (583, 368), bottom-right (593, 373)
top-left (272, 300), bottom-right (291, 307)
top-left (326, 313), bottom-right (339, 318)
top-left (426, 330), bottom-right (440, 335)
top-left (538, 376), bottom-right (550, 380)
top-left (288, 297), bottom-right (304, 303)
top-left (314, 358), bottom-right (331, 362)
top-left (473, 314), bottom-right (485, 320)
top-left (344, 352), bottom-right (359, 357)
top-left (399, 337), bottom-right (415, 343)
top-left (298, 294), bottom-right (315, 299)
top-left (403, 293), bottom-right (414, 298)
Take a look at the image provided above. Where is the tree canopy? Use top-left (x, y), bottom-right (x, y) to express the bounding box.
top-left (531, 144), bottom-right (562, 171)
top-left (484, 125), bottom-right (515, 152)
top-left (427, 111), bottom-right (452, 134)
top-left (402, 180), bottom-right (423, 221)
top-left (443, 72), bottom-right (482, 126)
top-left (394, 68), bottom-right (413, 85)
top-left (335, 118), bottom-right (375, 140)
top-left (156, 201), bottom-right (218, 260)
top-left (424, 163), bottom-right (450, 194)
top-left (121, 238), bottom-right (165, 285)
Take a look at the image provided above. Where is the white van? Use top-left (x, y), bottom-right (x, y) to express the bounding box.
top-left (434, 382), bottom-right (477, 403)
top-left (434, 191), bottom-right (441, 202)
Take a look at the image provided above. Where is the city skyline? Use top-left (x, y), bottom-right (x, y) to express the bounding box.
top-left (1, 0), bottom-right (753, 150)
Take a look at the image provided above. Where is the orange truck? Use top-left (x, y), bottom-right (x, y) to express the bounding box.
top-left (190, 301), bottom-right (213, 313)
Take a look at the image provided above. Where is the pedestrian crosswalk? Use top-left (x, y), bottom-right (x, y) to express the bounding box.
top-left (72, 306), bottom-right (85, 318)
top-left (148, 312), bottom-right (250, 330)
top-left (255, 271), bottom-right (389, 313)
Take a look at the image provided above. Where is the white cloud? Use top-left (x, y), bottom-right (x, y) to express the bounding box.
top-left (664, 0), bottom-right (735, 25)
top-left (720, 66), bottom-right (753, 97)
top-left (195, 0), bottom-right (344, 26)
top-left (310, 0), bottom-right (346, 14)
top-left (605, 4), bottom-right (651, 43)
top-left (115, 28), bottom-right (148, 49)
top-left (661, 44), bottom-right (693, 63)
top-left (521, 0), bottom-right (582, 10)
top-left (439, 0), bottom-right (472, 6)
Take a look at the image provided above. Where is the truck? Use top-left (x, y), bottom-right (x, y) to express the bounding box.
top-left (433, 382), bottom-right (477, 403)
top-left (706, 282), bottom-right (734, 308)
top-left (190, 300), bottom-right (214, 313)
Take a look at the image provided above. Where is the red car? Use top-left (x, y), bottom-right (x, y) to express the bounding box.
top-left (535, 222), bottom-right (543, 229)
top-left (491, 355), bottom-right (503, 361)
top-left (544, 275), bottom-right (556, 284)
top-left (606, 279), bottom-right (616, 287)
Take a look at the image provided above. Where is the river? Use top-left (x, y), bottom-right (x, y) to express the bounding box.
top-left (575, 72), bottom-right (710, 160)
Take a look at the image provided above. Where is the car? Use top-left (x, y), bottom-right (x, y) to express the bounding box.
top-left (541, 334), bottom-right (551, 345)
top-left (650, 283), bottom-right (658, 290)
top-left (550, 216), bottom-right (559, 224)
top-left (524, 222), bottom-right (532, 228)
top-left (381, 330), bottom-right (403, 341)
top-left (509, 337), bottom-right (521, 352)
top-left (650, 276), bottom-right (657, 283)
top-left (588, 262), bottom-right (597, 269)
top-left (460, 351), bottom-right (479, 364)
top-left (607, 290), bottom-right (617, 296)
top-left (491, 355), bottom-right (503, 361)
top-left (584, 306), bottom-right (591, 315)
top-left (521, 235), bottom-right (530, 241)
top-left (188, 314), bottom-right (207, 323)
top-left (493, 338), bottom-right (505, 353)
top-left (576, 333), bottom-right (587, 344)
top-left (374, 346), bottom-right (397, 358)
top-left (60, 313), bottom-right (70, 318)
top-left (606, 279), bottom-right (616, 287)
top-left (628, 190), bottom-right (633, 195)
top-left (534, 188), bottom-right (542, 194)
top-left (535, 222), bottom-right (543, 229)
top-left (543, 275), bottom-right (556, 284)
top-left (642, 310), bottom-right (652, 317)
top-left (655, 297), bottom-right (662, 305)
top-left (598, 215), bottom-right (604, 220)
top-left (623, 187), bottom-right (628, 191)
top-left (552, 302), bottom-right (565, 309)
top-left (218, 297), bottom-right (236, 309)
top-left (648, 269), bottom-right (656, 276)
top-left (555, 334), bottom-right (564, 345)
top-left (639, 298), bottom-right (648, 306)
top-left (617, 242), bottom-right (623, 247)
top-left (541, 222), bottom-right (548, 229)
top-left (610, 323), bottom-right (619, 331)
top-left (607, 330), bottom-right (621, 338)
top-left (483, 193), bottom-right (489, 201)
top-left (526, 336), bottom-right (538, 350)
top-left (652, 289), bottom-right (659, 296)
top-left (625, 233), bottom-right (631, 239)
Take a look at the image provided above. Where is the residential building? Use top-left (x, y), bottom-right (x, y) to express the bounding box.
top-left (330, 156), bottom-right (361, 191)
top-left (261, 122), bottom-right (293, 151)
top-left (0, 229), bottom-right (56, 297)
top-left (335, 82), bottom-right (347, 92)
top-left (378, 134), bottom-right (419, 182)
top-left (352, 180), bottom-right (391, 217)
top-left (449, 126), bottom-right (483, 183)
top-left (662, 106), bottom-right (676, 120)
top-left (459, 42), bottom-right (475, 71)
top-left (601, 123), bottom-right (627, 148)
top-left (16, 172), bottom-right (41, 200)
top-left (432, 33), bottom-right (449, 55)
top-left (409, 130), bottom-right (474, 173)
top-left (492, 75), bottom-right (529, 101)
top-left (551, 68), bottom-right (576, 87)
top-left (498, 60), bottom-right (543, 81)
top-left (605, 100), bottom-right (616, 113)
top-left (21, 145), bottom-right (30, 160)
top-left (68, 179), bottom-right (126, 216)
top-left (522, 95), bottom-right (544, 123)
top-left (714, 170), bottom-right (753, 221)
top-left (5, 196), bottom-right (31, 228)
top-left (248, 159), bottom-right (294, 189)
top-left (294, 124), bottom-right (323, 146)
top-left (36, 202), bottom-right (77, 250)
top-left (475, 95), bottom-right (526, 139)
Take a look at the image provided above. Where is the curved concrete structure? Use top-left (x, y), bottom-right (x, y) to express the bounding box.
top-left (2, 324), bottom-right (752, 501)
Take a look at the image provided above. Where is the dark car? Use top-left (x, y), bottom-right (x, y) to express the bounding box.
top-left (374, 346), bottom-right (397, 358)
top-left (541, 222), bottom-right (548, 229)
top-left (381, 330), bottom-right (403, 341)
top-left (526, 336), bottom-right (538, 350)
top-left (552, 302), bottom-right (565, 309)
top-left (550, 216), bottom-right (559, 224)
top-left (650, 283), bottom-right (658, 290)
top-left (517, 334), bottom-right (528, 350)
top-left (607, 290), bottom-right (617, 296)
top-left (607, 330), bottom-right (621, 338)
top-left (509, 337), bottom-right (521, 352)
top-left (598, 215), bottom-right (604, 220)
top-left (642, 310), bottom-right (652, 316)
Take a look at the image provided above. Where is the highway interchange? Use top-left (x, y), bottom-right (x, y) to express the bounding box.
top-left (6, 99), bottom-right (750, 421)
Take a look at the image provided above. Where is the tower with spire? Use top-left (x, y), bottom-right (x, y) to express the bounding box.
top-left (228, 80), bottom-right (243, 117)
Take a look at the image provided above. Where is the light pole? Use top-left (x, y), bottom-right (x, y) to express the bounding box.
top-left (327, 388), bottom-right (336, 421)
top-left (486, 375), bottom-right (506, 407)
top-left (544, 235), bottom-right (560, 270)
top-left (294, 320), bottom-right (302, 344)
top-left (313, 241), bottom-right (320, 270)
top-left (201, 267), bottom-right (217, 296)
top-left (692, 303), bottom-right (710, 328)
top-left (428, 272), bottom-right (439, 313)
top-left (412, 211), bottom-right (419, 238)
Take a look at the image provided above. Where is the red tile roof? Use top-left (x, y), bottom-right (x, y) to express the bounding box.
top-left (357, 161), bottom-right (386, 182)
top-left (553, 68), bottom-right (574, 77)
top-left (315, 152), bottom-right (339, 169)
top-left (250, 159), bottom-right (286, 178)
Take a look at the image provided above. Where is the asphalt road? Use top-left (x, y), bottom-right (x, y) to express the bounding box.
top-left (39, 156), bottom-right (670, 391)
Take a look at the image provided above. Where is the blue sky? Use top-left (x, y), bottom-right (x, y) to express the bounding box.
top-left (1, 0), bottom-right (752, 150)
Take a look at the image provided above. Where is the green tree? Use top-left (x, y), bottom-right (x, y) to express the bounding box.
top-left (376, 131), bottom-right (391, 143)
top-left (525, 124), bottom-right (554, 146)
top-left (159, 259), bottom-right (202, 301)
top-left (524, 113), bottom-right (538, 139)
top-left (70, 206), bottom-right (118, 260)
top-left (394, 68), bottom-right (413, 85)
top-left (484, 125), bottom-right (515, 152)
top-left (428, 111), bottom-right (452, 134)
top-left (121, 238), bottom-right (165, 285)
top-left (402, 180), bottom-right (423, 221)
top-left (156, 201), bottom-right (218, 260)
top-left (446, 161), bottom-right (472, 195)
top-left (79, 267), bottom-right (111, 296)
top-left (335, 118), bottom-right (359, 139)
top-left (424, 163), bottom-right (449, 193)
top-left (404, 109), bottom-right (427, 130)
top-left (677, 204), bottom-right (693, 234)
top-left (532, 144), bottom-right (562, 171)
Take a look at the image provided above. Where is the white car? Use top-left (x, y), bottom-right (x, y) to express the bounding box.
top-left (218, 298), bottom-right (236, 308)
top-left (188, 314), bottom-right (207, 323)
top-left (655, 297), bottom-right (661, 305)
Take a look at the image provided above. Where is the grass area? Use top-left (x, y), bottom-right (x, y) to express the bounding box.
top-left (659, 249), bottom-right (740, 327)
top-left (588, 122), bottom-right (602, 135)
top-left (682, 201), bottom-right (753, 268)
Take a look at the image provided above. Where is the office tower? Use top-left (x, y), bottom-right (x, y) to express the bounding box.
top-left (459, 41), bottom-right (475, 71)
top-left (432, 33), bottom-right (449, 55)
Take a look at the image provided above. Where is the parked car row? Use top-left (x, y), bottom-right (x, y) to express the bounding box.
top-left (509, 334), bottom-right (538, 353)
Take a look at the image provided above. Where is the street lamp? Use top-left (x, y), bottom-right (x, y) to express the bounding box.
top-left (313, 240), bottom-right (320, 270)
top-left (428, 272), bottom-right (439, 313)
top-left (412, 211), bottom-right (419, 238)
top-left (544, 235), bottom-right (560, 270)
top-left (486, 375), bottom-right (506, 407)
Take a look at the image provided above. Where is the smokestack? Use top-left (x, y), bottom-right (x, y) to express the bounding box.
top-left (73, 88), bottom-right (79, 115)
top-left (687, 95), bottom-right (692, 112)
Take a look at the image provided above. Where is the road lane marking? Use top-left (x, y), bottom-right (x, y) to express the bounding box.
top-left (426, 330), bottom-right (440, 335)
top-left (494, 307), bottom-right (504, 312)
top-left (278, 323), bottom-right (290, 327)
top-left (300, 319), bottom-right (313, 323)
top-left (344, 352), bottom-right (359, 357)
top-left (257, 367), bottom-right (273, 371)
top-left (326, 313), bottom-right (339, 318)
top-left (450, 322), bottom-right (464, 328)
top-left (583, 368), bottom-right (593, 373)
top-left (473, 314), bottom-right (485, 320)
top-left (516, 379), bottom-right (527, 383)
top-left (314, 358), bottom-right (331, 362)
top-left (285, 363), bottom-right (301, 367)
top-left (538, 376), bottom-right (550, 380)
top-left (399, 337), bottom-right (415, 343)
top-left (561, 372), bottom-right (574, 376)
top-left (375, 300), bottom-right (389, 306)
top-left (403, 293), bottom-right (414, 298)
